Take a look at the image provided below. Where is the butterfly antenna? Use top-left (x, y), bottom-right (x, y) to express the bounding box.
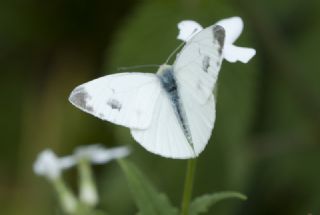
top-left (164, 41), bottom-right (186, 65)
top-left (117, 64), bottom-right (160, 71)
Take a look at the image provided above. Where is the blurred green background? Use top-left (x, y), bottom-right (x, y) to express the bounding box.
top-left (1, 0), bottom-right (319, 214)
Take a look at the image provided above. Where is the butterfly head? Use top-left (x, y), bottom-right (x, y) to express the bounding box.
top-left (157, 64), bottom-right (173, 76)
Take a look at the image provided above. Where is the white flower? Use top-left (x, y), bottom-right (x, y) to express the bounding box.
top-left (72, 144), bottom-right (130, 207)
top-left (216, 17), bottom-right (256, 63)
top-left (33, 149), bottom-right (78, 213)
top-left (73, 144), bottom-right (130, 164)
top-left (177, 17), bottom-right (256, 63)
top-left (177, 20), bottom-right (203, 41)
top-left (33, 149), bottom-right (74, 180)
top-left (80, 178), bottom-right (98, 206)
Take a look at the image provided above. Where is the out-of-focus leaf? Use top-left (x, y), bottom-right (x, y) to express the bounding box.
top-left (189, 191), bottom-right (247, 215)
top-left (118, 159), bottom-right (178, 215)
top-left (90, 210), bottom-right (108, 215)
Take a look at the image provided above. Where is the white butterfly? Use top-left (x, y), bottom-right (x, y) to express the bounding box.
top-left (69, 17), bottom-right (255, 159)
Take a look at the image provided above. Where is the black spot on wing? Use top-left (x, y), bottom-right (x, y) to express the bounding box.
top-left (213, 25), bottom-right (225, 54)
top-left (202, 56), bottom-right (210, 73)
top-left (69, 87), bottom-right (93, 112)
top-left (107, 99), bottom-right (122, 111)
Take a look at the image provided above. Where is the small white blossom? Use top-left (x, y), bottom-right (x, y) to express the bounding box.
top-left (216, 16), bottom-right (256, 63)
top-left (177, 20), bottom-right (203, 41)
top-left (72, 144), bottom-right (130, 207)
top-left (177, 17), bottom-right (256, 63)
top-left (73, 144), bottom-right (130, 164)
top-left (80, 180), bottom-right (98, 206)
top-left (33, 149), bottom-right (73, 180)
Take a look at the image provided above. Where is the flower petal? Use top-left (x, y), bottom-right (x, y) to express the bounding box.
top-left (216, 16), bottom-right (243, 44)
top-left (59, 156), bottom-right (77, 169)
top-left (177, 20), bottom-right (203, 42)
top-left (223, 44), bottom-right (256, 63)
top-left (90, 146), bottom-right (130, 164)
top-left (33, 149), bottom-right (61, 180)
top-left (216, 16), bottom-right (256, 63)
top-left (74, 144), bottom-right (130, 164)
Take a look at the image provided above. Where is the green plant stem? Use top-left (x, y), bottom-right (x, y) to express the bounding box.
top-left (52, 177), bottom-right (78, 214)
top-left (78, 158), bottom-right (98, 207)
top-left (180, 159), bottom-right (197, 215)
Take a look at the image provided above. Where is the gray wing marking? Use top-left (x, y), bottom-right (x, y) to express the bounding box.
top-left (69, 87), bottom-right (94, 112)
top-left (212, 25), bottom-right (225, 54)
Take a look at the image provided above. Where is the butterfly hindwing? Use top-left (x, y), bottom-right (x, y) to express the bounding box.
top-left (130, 88), bottom-right (195, 159)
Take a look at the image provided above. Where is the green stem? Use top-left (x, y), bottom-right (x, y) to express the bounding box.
top-left (180, 159), bottom-right (197, 215)
top-left (78, 158), bottom-right (98, 207)
top-left (52, 177), bottom-right (78, 214)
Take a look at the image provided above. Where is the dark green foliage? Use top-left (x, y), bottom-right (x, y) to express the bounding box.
top-left (118, 159), bottom-right (246, 215)
top-left (118, 159), bottom-right (178, 215)
top-left (189, 192), bottom-right (247, 215)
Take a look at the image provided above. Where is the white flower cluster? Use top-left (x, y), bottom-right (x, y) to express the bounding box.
top-left (33, 144), bottom-right (130, 213)
top-left (33, 149), bottom-right (75, 180)
top-left (177, 16), bottom-right (256, 63)
top-left (74, 144), bottom-right (130, 164)
top-left (33, 145), bottom-right (130, 181)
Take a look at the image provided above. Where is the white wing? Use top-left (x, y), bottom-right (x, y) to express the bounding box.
top-left (173, 25), bottom-right (225, 104)
top-left (130, 87), bottom-right (215, 159)
top-left (130, 89), bottom-right (193, 159)
top-left (179, 82), bottom-right (216, 159)
top-left (69, 73), bottom-right (161, 129)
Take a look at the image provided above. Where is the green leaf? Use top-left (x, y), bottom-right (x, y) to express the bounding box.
top-left (118, 159), bottom-right (178, 215)
top-left (74, 205), bottom-right (108, 215)
top-left (90, 209), bottom-right (108, 215)
top-left (189, 191), bottom-right (247, 215)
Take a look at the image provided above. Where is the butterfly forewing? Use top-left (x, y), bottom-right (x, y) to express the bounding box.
top-left (69, 73), bottom-right (161, 130)
top-left (162, 24), bottom-right (225, 158)
top-left (173, 25), bottom-right (225, 104)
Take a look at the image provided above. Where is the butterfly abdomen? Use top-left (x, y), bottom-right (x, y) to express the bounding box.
top-left (157, 65), bottom-right (194, 151)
